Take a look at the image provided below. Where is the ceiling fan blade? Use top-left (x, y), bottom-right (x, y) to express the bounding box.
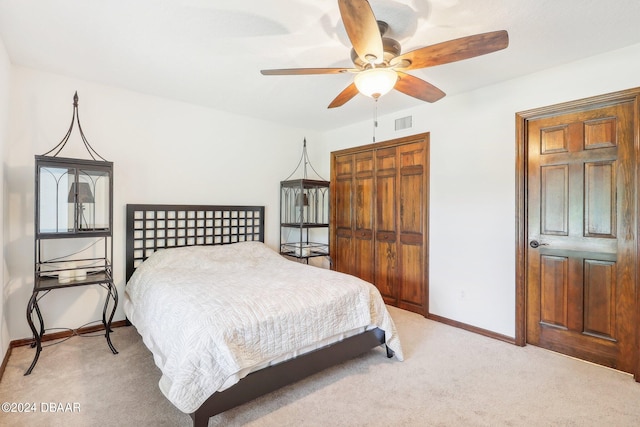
top-left (261, 67), bottom-right (355, 75)
top-left (338, 0), bottom-right (383, 64)
top-left (394, 72), bottom-right (446, 103)
top-left (391, 30), bottom-right (509, 70)
top-left (328, 83), bottom-right (360, 108)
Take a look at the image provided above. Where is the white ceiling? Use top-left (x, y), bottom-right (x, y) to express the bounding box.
top-left (1, 0), bottom-right (640, 131)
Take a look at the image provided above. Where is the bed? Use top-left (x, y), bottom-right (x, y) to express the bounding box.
top-left (124, 204), bottom-right (403, 427)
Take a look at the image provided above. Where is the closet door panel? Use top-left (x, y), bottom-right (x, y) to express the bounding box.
top-left (400, 172), bottom-right (424, 234)
top-left (399, 141), bottom-right (426, 234)
top-left (335, 175), bottom-right (352, 231)
top-left (331, 133), bottom-right (429, 317)
top-left (333, 154), bottom-right (354, 275)
top-left (398, 141), bottom-right (427, 313)
top-left (334, 234), bottom-right (353, 275)
top-left (376, 147), bottom-right (397, 232)
top-left (400, 243), bottom-right (425, 308)
top-left (375, 146), bottom-right (399, 303)
top-left (375, 240), bottom-right (397, 303)
top-left (354, 151), bottom-right (375, 281)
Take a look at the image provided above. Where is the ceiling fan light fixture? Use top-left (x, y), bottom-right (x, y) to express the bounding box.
top-left (354, 68), bottom-right (398, 99)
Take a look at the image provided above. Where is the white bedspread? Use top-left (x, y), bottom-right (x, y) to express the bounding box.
top-left (124, 241), bottom-right (403, 414)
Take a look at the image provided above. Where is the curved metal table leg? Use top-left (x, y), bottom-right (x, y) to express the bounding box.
top-left (25, 292), bottom-right (43, 375)
top-left (103, 282), bottom-right (118, 354)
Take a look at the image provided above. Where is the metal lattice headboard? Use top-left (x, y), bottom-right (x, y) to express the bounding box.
top-left (125, 204), bottom-right (265, 281)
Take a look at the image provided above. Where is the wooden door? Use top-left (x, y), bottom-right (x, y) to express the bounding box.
top-left (353, 151), bottom-right (375, 282)
top-left (332, 151), bottom-right (375, 280)
top-left (397, 141), bottom-right (428, 313)
top-left (525, 99), bottom-right (637, 373)
top-left (331, 133), bottom-right (429, 317)
top-left (375, 146), bottom-right (398, 305)
top-left (333, 153), bottom-right (354, 275)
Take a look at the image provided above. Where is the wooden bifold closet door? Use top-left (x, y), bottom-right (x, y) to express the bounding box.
top-left (330, 133), bottom-right (429, 316)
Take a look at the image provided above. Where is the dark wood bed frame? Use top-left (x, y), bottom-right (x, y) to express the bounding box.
top-left (125, 204), bottom-right (389, 427)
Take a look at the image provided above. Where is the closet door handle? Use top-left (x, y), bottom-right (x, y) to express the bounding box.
top-left (529, 240), bottom-right (549, 248)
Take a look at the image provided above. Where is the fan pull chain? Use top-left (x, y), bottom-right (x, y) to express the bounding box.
top-left (372, 98), bottom-right (378, 143)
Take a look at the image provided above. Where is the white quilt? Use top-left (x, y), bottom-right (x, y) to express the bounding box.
top-left (124, 241), bottom-right (403, 414)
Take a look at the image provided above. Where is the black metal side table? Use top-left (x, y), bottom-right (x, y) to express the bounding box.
top-left (25, 269), bottom-right (118, 375)
top-left (29, 93), bottom-right (118, 375)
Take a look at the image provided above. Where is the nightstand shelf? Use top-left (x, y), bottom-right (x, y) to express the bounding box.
top-left (35, 267), bottom-right (112, 291)
top-left (280, 241), bottom-right (329, 258)
top-left (280, 222), bottom-right (329, 228)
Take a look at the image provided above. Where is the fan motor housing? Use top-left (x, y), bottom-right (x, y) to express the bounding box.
top-left (351, 37), bottom-right (401, 68)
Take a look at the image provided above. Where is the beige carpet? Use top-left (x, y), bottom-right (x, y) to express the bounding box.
top-left (1, 306), bottom-right (640, 426)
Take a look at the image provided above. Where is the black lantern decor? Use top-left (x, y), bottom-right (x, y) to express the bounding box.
top-left (27, 92), bottom-right (117, 376)
top-left (279, 138), bottom-right (330, 262)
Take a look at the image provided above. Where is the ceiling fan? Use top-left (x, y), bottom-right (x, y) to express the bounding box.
top-left (260, 0), bottom-right (509, 108)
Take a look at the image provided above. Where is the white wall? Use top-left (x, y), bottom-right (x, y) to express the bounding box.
top-left (0, 35), bottom-right (11, 363)
top-left (4, 42), bottom-right (640, 345)
top-left (5, 67), bottom-right (320, 340)
top-left (320, 43), bottom-right (640, 337)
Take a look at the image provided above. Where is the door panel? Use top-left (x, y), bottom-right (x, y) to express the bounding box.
top-left (375, 149), bottom-right (396, 233)
top-left (375, 240), bottom-right (397, 303)
top-left (331, 133), bottom-right (430, 317)
top-left (539, 254), bottom-right (568, 328)
top-left (333, 154), bottom-right (354, 274)
top-left (354, 152), bottom-right (374, 282)
top-left (335, 178), bottom-right (352, 232)
top-left (540, 165), bottom-right (568, 235)
top-left (400, 244), bottom-right (423, 307)
top-left (375, 147), bottom-right (398, 304)
top-left (526, 100), bottom-right (636, 373)
top-left (583, 259), bottom-right (616, 340)
top-left (397, 142), bottom-right (426, 312)
top-left (584, 161), bottom-right (616, 237)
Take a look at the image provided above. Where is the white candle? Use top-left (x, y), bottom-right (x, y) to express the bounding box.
top-left (58, 261), bottom-right (76, 284)
top-left (75, 268), bottom-right (87, 281)
top-left (58, 269), bottom-right (73, 284)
